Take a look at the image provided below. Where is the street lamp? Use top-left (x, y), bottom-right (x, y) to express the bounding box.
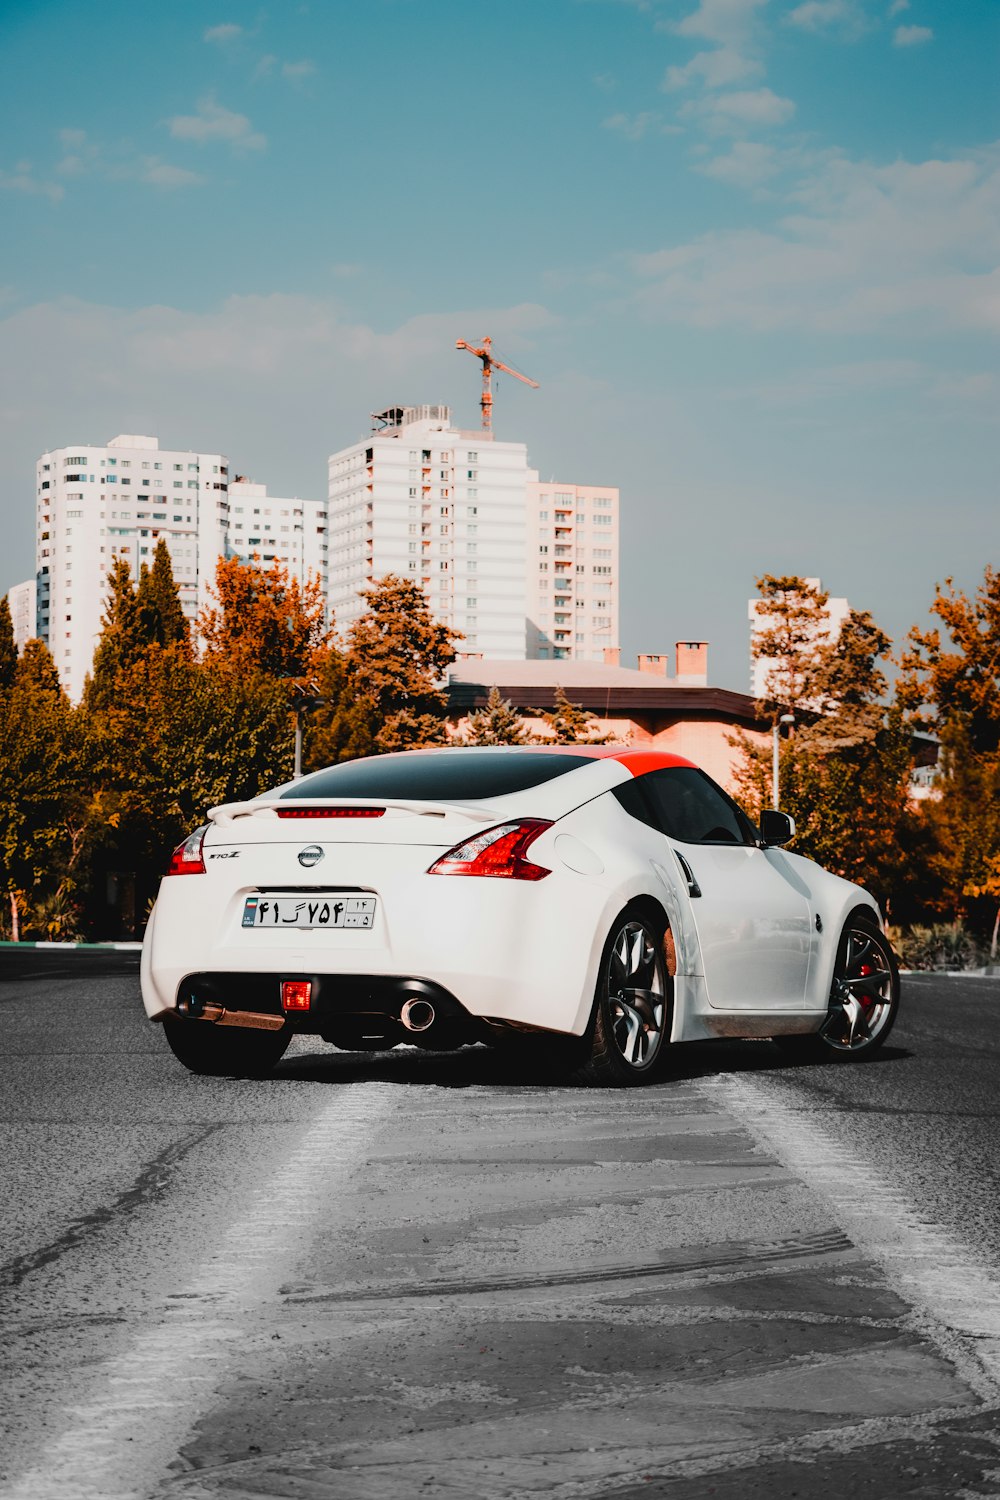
top-left (772, 713), bottom-right (795, 810)
top-left (289, 683), bottom-right (325, 780)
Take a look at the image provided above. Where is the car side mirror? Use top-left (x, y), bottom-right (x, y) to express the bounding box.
top-left (760, 810), bottom-right (795, 847)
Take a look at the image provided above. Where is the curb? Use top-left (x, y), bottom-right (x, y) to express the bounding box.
top-left (0, 941), bottom-right (142, 951)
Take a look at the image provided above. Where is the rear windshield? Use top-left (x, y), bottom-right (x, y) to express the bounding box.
top-left (278, 751), bottom-right (595, 802)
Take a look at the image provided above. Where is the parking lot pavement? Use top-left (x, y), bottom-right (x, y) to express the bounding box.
top-left (5, 971), bottom-right (1000, 1498)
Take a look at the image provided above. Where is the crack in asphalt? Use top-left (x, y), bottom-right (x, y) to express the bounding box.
top-left (0, 1125), bottom-right (223, 1293)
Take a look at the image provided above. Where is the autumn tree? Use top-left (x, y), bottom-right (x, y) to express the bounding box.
top-left (0, 639), bottom-right (82, 940)
top-left (898, 568), bottom-right (1000, 940)
top-left (734, 582), bottom-right (914, 911)
top-left (463, 686), bottom-right (535, 746)
top-left (538, 686), bottom-right (611, 745)
top-left (199, 555), bottom-right (330, 678)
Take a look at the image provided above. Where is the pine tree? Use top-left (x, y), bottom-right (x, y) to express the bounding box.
top-left (750, 575), bottom-right (831, 720)
top-left (539, 686), bottom-right (610, 745)
top-left (316, 573), bottom-right (461, 762)
top-left (86, 558), bottom-right (145, 709)
top-left (136, 540), bottom-right (190, 653)
top-left (463, 686), bottom-right (534, 745)
top-left (0, 595), bottom-right (17, 693)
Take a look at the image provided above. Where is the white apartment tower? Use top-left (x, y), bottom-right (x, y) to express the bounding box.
top-left (35, 435), bottom-right (230, 699)
top-left (526, 482), bottom-right (620, 662)
top-left (227, 477), bottom-right (329, 601)
top-left (7, 579), bottom-right (37, 654)
top-left (328, 405), bottom-right (529, 657)
top-left (32, 435), bottom-right (325, 701)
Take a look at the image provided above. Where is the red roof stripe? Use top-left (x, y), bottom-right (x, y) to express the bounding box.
top-left (520, 746), bottom-right (696, 774)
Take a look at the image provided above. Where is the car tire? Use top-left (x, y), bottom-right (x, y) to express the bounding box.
top-left (776, 914), bottom-right (899, 1061)
top-left (581, 907), bottom-right (672, 1087)
top-left (162, 1017), bottom-right (292, 1078)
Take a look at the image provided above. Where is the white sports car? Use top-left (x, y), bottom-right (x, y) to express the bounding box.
top-left (141, 746), bottom-right (899, 1085)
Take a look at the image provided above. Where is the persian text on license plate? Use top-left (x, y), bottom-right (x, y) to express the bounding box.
top-left (242, 895), bottom-right (376, 930)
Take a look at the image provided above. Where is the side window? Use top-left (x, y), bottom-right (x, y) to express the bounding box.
top-left (611, 778), bottom-right (659, 832)
top-left (639, 769), bottom-right (755, 845)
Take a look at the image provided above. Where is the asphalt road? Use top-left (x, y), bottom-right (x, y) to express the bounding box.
top-left (2, 958), bottom-right (1000, 1498)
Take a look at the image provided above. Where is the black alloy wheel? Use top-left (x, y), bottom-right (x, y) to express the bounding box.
top-left (583, 909), bottom-right (672, 1086)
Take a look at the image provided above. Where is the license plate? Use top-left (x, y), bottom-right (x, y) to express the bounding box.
top-left (242, 895), bottom-right (376, 930)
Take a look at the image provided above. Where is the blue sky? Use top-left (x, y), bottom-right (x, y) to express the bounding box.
top-left (1, 0), bottom-right (997, 690)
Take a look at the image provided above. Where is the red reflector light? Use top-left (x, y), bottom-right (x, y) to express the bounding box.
top-left (276, 807), bottom-right (385, 819)
top-left (427, 820), bottom-right (553, 881)
top-left (281, 980), bottom-right (312, 1011)
top-left (166, 825), bottom-right (208, 876)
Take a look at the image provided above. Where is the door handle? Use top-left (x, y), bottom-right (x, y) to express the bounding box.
top-left (673, 850), bottom-right (702, 898)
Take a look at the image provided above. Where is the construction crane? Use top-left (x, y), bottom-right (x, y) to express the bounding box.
top-left (455, 335), bottom-right (538, 433)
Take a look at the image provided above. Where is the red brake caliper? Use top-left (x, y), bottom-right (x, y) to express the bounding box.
top-left (857, 962), bottom-right (875, 1009)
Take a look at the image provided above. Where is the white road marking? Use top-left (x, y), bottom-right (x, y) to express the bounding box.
top-left (2, 1084), bottom-right (395, 1500)
top-left (704, 1073), bottom-right (1000, 1401)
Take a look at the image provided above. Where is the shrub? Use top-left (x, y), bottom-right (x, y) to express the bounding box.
top-left (894, 922), bottom-right (984, 972)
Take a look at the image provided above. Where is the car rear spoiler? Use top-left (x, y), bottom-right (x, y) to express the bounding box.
top-left (207, 797), bottom-right (503, 827)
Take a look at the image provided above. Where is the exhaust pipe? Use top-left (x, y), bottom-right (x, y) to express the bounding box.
top-left (400, 997), bottom-right (436, 1033)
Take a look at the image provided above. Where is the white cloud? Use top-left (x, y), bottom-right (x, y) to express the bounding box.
top-left (888, 0), bottom-right (909, 13)
top-left (699, 140), bottom-right (784, 186)
top-left (672, 0), bottom-right (769, 46)
top-left (664, 46), bottom-right (763, 90)
top-left (685, 86), bottom-right (796, 129)
top-left (139, 158), bottom-right (206, 189)
top-left (626, 146), bottom-right (1000, 333)
top-left (281, 60), bottom-right (317, 81)
top-left (603, 110), bottom-right (677, 140)
top-left (893, 23), bottom-right (933, 45)
top-left (167, 98), bottom-right (266, 151)
top-left (785, 0), bottom-right (867, 34)
top-left (594, 72), bottom-right (618, 90)
top-left (204, 23), bottom-right (244, 44)
top-left (0, 166), bottom-right (63, 202)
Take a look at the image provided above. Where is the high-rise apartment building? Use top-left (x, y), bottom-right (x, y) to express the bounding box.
top-left (526, 482), bottom-right (620, 662)
top-left (30, 435), bottom-right (324, 701)
top-left (34, 434), bottom-right (230, 699)
top-left (328, 405), bottom-right (530, 657)
top-left (748, 576), bottom-right (850, 700)
top-left (227, 477), bottom-right (329, 600)
top-left (7, 579), bottom-right (37, 654)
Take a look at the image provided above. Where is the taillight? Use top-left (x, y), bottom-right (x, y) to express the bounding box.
top-left (276, 807), bottom-right (385, 819)
top-left (166, 825), bottom-right (208, 876)
top-left (427, 820), bottom-right (553, 880)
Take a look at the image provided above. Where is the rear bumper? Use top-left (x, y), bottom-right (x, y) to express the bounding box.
top-left (140, 864), bottom-right (623, 1037)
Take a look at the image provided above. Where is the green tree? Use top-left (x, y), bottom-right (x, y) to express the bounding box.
top-left (538, 686), bottom-right (611, 745)
top-left (136, 540), bottom-right (190, 654)
top-left (0, 595), bottom-right (16, 694)
top-left (86, 558), bottom-right (146, 710)
top-left (750, 574), bottom-right (831, 720)
top-left (307, 575), bottom-right (460, 763)
top-left (463, 685), bottom-right (534, 745)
